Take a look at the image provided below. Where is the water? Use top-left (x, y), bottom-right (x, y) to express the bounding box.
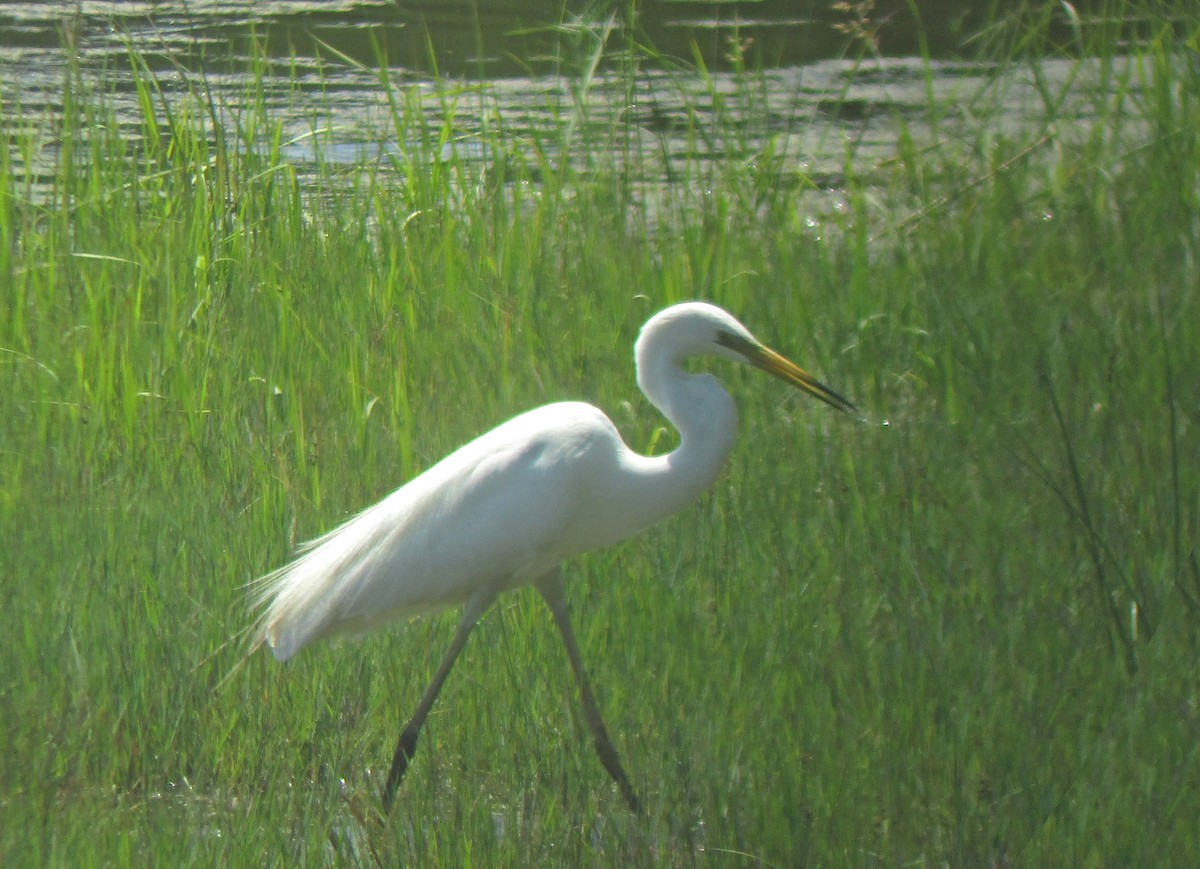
top-left (0, 2), bottom-right (1151, 202)
top-left (0, 1), bottom-right (1008, 79)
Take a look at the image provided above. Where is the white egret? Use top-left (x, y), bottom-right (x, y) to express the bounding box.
top-left (251, 301), bottom-right (856, 814)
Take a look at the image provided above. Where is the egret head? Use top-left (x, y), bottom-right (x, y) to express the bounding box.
top-left (636, 302), bottom-right (857, 415)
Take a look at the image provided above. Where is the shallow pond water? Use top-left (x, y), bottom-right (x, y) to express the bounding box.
top-left (0, 2), bottom-right (1153, 209)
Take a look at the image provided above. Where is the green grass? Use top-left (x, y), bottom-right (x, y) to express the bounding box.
top-left (3, 9), bottom-right (1199, 866)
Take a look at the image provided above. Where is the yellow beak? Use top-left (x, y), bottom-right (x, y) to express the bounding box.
top-left (745, 343), bottom-right (858, 415)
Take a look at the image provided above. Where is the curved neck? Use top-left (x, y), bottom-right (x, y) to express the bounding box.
top-left (629, 351), bottom-right (738, 523)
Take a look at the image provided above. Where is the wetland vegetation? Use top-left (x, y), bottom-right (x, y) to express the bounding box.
top-left (2, 2), bottom-right (1198, 865)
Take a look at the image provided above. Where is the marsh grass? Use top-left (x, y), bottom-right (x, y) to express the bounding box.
top-left (2, 6), bottom-right (1198, 865)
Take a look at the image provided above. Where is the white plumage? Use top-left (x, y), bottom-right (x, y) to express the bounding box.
top-left (251, 301), bottom-right (855, 813)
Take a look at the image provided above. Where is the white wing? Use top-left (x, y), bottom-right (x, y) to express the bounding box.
top-left (253, 402), bottom-right (625, 661)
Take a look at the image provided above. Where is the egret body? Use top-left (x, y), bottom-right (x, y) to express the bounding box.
top-left (252, 301), bottom-right (855, 813)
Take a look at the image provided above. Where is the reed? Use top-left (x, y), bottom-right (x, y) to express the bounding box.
top-left (2, 5), bottom-right (1197, 864)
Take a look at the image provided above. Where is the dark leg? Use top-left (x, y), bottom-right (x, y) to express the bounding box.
top-left (537, 572), bottom-right (642, 814)
top-left (382, 589), bottom-right (495, 811)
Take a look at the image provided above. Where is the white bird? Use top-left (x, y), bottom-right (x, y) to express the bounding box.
top-left (251, 301), bottom-right (856, 814)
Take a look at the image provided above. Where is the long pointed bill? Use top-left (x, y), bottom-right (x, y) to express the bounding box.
top-left (742, 341), bottom-right (858, 415)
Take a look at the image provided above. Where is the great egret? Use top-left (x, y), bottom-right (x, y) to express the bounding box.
top-left (252, 301), bottom-right (856, 814)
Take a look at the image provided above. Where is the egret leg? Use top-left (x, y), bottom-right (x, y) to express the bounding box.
top-left (382, 589), bottom-right (496, 812)
top-left (537, 572), bottom-right (642, 815)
